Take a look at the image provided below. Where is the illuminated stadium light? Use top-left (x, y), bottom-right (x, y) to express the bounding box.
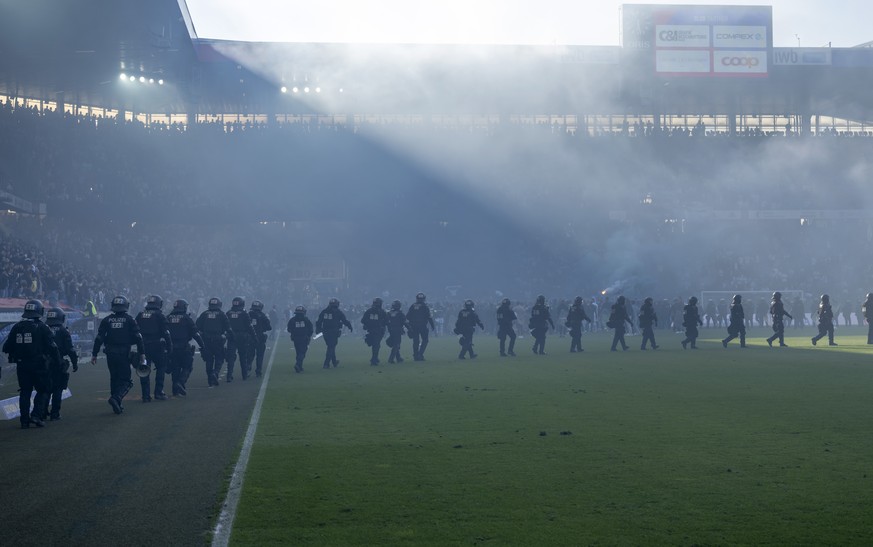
top-left (280, 86), bottom-right (287, 93)
top-left (149, 78), bottom-right (154, 84)
top-left (129, 76), bottom-right (136, 82)
top-left (292, 86), bottom-right (299, 93)
top-left (304, 86), bottom-right (310, 93)
top-left (139, 76), bottom-right (146, 83)
top-left (339, 88), bottom-right (344, 93)
top-left (158, 79), bottom-right (164, 85)
top-left (119, 73), bottom-right (127, 81)
top-left (315, 87), bottom-right (321, 93)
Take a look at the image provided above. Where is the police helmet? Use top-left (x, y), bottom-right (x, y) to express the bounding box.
top-left (22, 299), bottom-right (45, 319)
top-left (329, 298), bottom-right (339, 308)
top-left (231, 297), bottom-right (245, 310)
top-left (616, 295), bottom-right (626, 305)
top-left (173, 299), bottom-right (189, 313)
top-left (46, 307), bottom-right (66, 326)
top-left (501, 298), bottom-right (511, 307)
top-left (372, 297), bottom-right (383, 308)
top-left (416, 292), bottom-right (426, 303)
top-left (772, 291), bottom-right (782, 301)
top-left (391, 300), bottom-right (402, 311)
top-left (536, 295), bottom-right (546, 305)
top-left (294, 305), bottom-right (306, 315)
top-left (464, 299), bottom-right (475, 310)
top-left (250, 300), bottom-right (264, 312)
top-left (146, 295), bottom-right (163, 310)
top-left (644, 297), bottom-right (653, 305)
top-left (821, 294), bottom-right (829, 303)
top-left (111, 295), bottom-right (130, 313)
top-left (574, 296), bottom-right (583, 306)
top-left (208, 297), bottom-right (222, 311)
top-left (732, 294), bottom-right (742, 304)
top-left (867, 293), bottom-right (873, 301)
top-left (689, 296), bottom-right (698, 305)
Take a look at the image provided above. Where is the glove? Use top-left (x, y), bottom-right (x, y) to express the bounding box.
top-left (72, 360), bottom-right (79, 373)
top-left (140, 354), bottom-right (147, 366)
top-left (90, 356), bottom-right (98, 366)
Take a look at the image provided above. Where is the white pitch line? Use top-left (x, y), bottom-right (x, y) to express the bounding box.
top-left (212, 338), bottom-right (281, 547)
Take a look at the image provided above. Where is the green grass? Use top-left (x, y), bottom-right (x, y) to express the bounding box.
top-left (231, 328), bottom-right (873, 545)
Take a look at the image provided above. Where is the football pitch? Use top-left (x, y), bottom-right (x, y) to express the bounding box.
top-left (230, 328), bottom-right (873, 545)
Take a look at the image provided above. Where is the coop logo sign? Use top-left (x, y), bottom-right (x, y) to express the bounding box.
top-left (655, 25), bottom-right (710, 48)
top-left (713, 50), bottom-right (768, 74)
top-left (712, 26), bottom-right (767, 48)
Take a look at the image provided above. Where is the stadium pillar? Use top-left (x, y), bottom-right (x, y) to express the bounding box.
top-left (728, 113), bottom-right (737, 135)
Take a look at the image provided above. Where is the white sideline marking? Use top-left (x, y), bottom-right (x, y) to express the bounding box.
top-left (212, 340), bottom-right (281, 547)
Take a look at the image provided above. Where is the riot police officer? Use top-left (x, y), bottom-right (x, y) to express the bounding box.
top-left (811, 294), bottom-right (837, 346)
top-left (45, 307), bottom-right (78, 420)
top-left (135, 295), bottom-right (173, 402)
top-left (722, 294), bottom-right (747, 348)
top-left (249, 300), bottom-right (272, 377)
top-left (196, 297), bottom-right (233, 387)
top-left (863, 293), bottom-right (873, 344)
top-left (316, 298), bottom-right (353, 368)
top-left (455, 300), bottom-right (484, 359)
top-left (407, 293), bottom-right (436, 361)
top-left (166, 299), bottom-right (206, 396)
top-left (361, 298), bottom-right (389, 366)
top-left (226, 297), bottom-right (257, 381)
top-left (680, 296), bottom-right (704, 350)
top-left (91, 296), bottom-right (145, 415)
top-left (386, 300), bottom-right (408, 363)
top-left (565, 296), bottom-right (592, 353)
top-left (608, 296), bottom-right (633, 351)
top-left (496, 298), bottom-right (518, 357)
top-left (529, 295), bottom-right (555, 355)
top-left (766, 292), bottom-right (793, 348)
top-left (638, 297), bottom-right (659, 350)
top-left (287, 306), bottom-right (314, 372)
top-left (3, 300), bottom-right (61, 428)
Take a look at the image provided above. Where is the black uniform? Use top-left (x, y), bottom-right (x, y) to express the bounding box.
top-left (47, 322), bottom-right (78, 420)
top-left (361, 301), bottom-right (389, 366)
top-left (722, 298), bottom-right (747, 348)
top-left (680, 300), bottom-right (703, 349)
top-left (135, 307), bottom-right (173, 401)
top-left (167, 309), bottom-right (205, 396)
top-left (407, 298), bottom-right (435, 361)
top-left (93, 311), bottom-right (144, 414)
top-left (287, 311), bottom-right (314, 372)
top-left (766, 296), bottom-right (793, 347)
top-left (811, 297), bottom-right (836, 346)
top-left (3, 317), bottom-right (61, 428)
top-left (316, 302), bottom-right (353, 368)
top-left (638, 299), bottom-right (659, 350)
top-left (196, 307), bottom-right (233, 386)
top-left (385, 306), bottom-right (408, 363)
top-left (249, 308), bottom-right (272, 377)
top-left (863, 294), bottom-right (873, 344)
top-left (529, 299), bottom-right (555, 355)
top-left (496, 302), bottom-right (518, 356)
top-left (565, 301), bottom-right (591, 353)
top-left (608, 298), bottom-right (633, 351)
top-left (454, 303), bottom-right (484, 359)
top-left (226, 305), bottom-right (257, 381)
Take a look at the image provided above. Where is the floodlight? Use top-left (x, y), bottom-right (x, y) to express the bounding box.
top-left (339, 88), bottom-right (344, 93)
top-left (280, 86), bottom-right (287, 93)
top-left (129, 76), bottom-right (136, 82)
top-left (315, 87), bottom-right (321, 93)
top-left (292, 86), bottom-right (299, 93)
top-left (119, 73), bottom-right (127, 81)
top-left (139, 76), bottom-right (146, 83)
top-left (304, 86), bottom-right (310, 93)
top-left (149, 78), bottom-right (154, 84)
top-left (158, 79), bottom-right (164, 85)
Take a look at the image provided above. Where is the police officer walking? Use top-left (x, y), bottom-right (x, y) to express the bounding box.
top-left (565, 296), bottom-right (592, 353)
top-left (226, 297), bottom-right (257, 381)
top-left (407, 293), bottom-right (436, 361)
top-left (529, 295), bottom-right (555, 355)
top-left (135, 295), bottom-right (173, 402)
top-left (166, 299), bottom-right (206, 397)
top-left (863, 293), bottom-right (873, 344)
top-left (386, 300), bottom-right (408, 363)
top-left (638, 297), bottom-right (659, 350)
top-left (91, 296), bottom-right (145, 415)
top-left (45, 307), bottom-right (78, 420)
top-left (680, 296), bottom-right (704, 350)
top-left (249, 300), bottom-right (272, 377)
top-left (196, 297), bottom-right (233, 387)
top-left (3, 300), bottom-right (61, 428)
top-left (316, 298), bottom-right (353, 368)
top-left (608, 296), bottom-right (633, 351)
top-left (496, 298), bottom-right (518, 357)
top-left (455, 300), bottom-right (485, 359)
top-left (811, 294), bottom-right (837, 346)
top-left (361, 298), bottom-right (389, 366)
top-left (287, 306), bottom-right (314, 372)
top-left (722, 294), bottom-right (747, 348)
top-left (766, 292), bottom-right (793, 347)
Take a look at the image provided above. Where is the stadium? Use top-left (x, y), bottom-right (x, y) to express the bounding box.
top-left (1, 1), bottom-right (873, 545)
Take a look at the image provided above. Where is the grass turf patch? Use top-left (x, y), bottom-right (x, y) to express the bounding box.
top-left (231, 328), bottom-right (873, 545)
